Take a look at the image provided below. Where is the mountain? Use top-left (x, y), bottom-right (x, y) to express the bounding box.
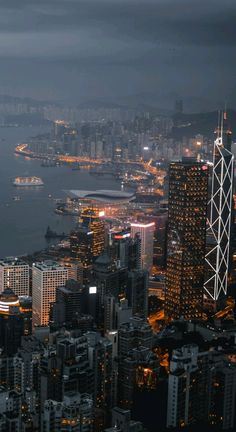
top-left (171, 109), bottom-right (236, 140)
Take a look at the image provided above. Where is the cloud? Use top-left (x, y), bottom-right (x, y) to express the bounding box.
top-left (0, 0), bottom-right (235, 104)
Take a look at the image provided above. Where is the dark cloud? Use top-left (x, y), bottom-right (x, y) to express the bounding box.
top-left (0, 0), bottom-right (235, 106)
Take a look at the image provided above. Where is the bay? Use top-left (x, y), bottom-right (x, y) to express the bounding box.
top-left (0, 126), bottom-right (121, 257)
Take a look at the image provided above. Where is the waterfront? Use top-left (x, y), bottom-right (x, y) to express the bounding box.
top-left (0, 126), bottom-right (121, 256)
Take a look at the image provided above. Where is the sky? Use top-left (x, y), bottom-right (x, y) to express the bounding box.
top-left (0, 0), bottom-right (236, 109)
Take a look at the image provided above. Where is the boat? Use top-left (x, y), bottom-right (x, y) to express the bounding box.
top-left (13, 176), bottom-right (44, 187)
top-left (12, 196), bottom-right (21, 201)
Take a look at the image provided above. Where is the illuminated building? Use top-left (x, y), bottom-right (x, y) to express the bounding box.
top-left (222, 110), bottom-right (232, 152)
top-left (118, 317), bottom-right (153, 358)
top-left (59, 258), bottom-right (84, 284)
top-left (165, 158), bottom-right (209, 320)
top-left (70, 208), bottom-right (105, 268)
top-left (18, 295), bottom-right (32, 336)
top-left (63, 127), bottom-right (79, 156)
top-left (0, 257), bottom-right (30, 296)
top-left (93, 254), bottom-right (128, 304)
top-left (0, 288), bottom-right (24, 355)
top-left (32, 261), bottom-right (68, 327)
top-left (40, 335), bottom-right (94, 412)
top-left (111, 231), bottom-right (141, 270)
top-left (118, 346), bottom-right (159, 409)
top-left (104, 297), bottom-right (132, 333)
top-left (86, 332), bottom-right (113, 417)
top-left (42, 393), bottom-right (94, 432)
top-left (167, 345), bottom-right (236, 430)
top-left (204, 123), bottom-right (234, 302)
top-left (130, 222), bottom-right (155, 272)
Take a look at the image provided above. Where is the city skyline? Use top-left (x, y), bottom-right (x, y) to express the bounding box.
top-left (0, 1), bottom-right (236, 431)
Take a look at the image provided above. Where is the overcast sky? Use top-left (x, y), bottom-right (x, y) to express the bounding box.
top-left (0, 0), bottom-right (235, 108)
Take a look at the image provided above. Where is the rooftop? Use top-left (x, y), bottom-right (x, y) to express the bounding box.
top-left (32, 260), bottom-right (66, 271)
top-left (0, 257), bottom-right (29, 267)
top-left (65, 189), bottom-right (135, 203)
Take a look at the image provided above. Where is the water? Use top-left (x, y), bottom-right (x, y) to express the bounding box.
top-left (0, 126), bottom-right (121, 256)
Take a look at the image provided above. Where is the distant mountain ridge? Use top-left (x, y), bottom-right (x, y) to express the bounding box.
top-left (171, 109), bottom-right (236, 140)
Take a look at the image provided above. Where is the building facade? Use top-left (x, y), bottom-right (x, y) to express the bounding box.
top-left (0, 257), bottom-right (29, 296)
top-left (32, 261), bottom-right (68, 327)
top-left (204, 131), bottom-right (234, 301)
top-left (130, 223), bottom-right (155, 272)
top-left (165, 158), bottom-right (209, 320)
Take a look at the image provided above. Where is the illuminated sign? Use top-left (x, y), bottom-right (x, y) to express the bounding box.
top-left (131, 222), bottom-right (155, 228)
top-left (0, 299), bottom-right (19, 313)
top-left (89, 286), bottom-right (97, 294)
top-left (114, 233), bottom-right (131, 240)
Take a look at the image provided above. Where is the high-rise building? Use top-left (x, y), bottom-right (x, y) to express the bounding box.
top-left (70, 208), bottom-right (105, 268)
top-left (118, 317), bottom-right (153, 359)
top-left (118, 346), bottom-right (159, 410)
top-left (130, 222), bottom-right (155, 272)
top-left (127, 270), bottom-right (148, 319)
top-left (51, 279), bottom-right (83, 327)
top-left (32, 261), bottom-right (68, 327)
top-left (93, 254), bottom-right (128, 304)
top-left (0, 257), bottom-right (29, 296)
top-left (222, 110), bottom-right (232, 152)
top-left (111, 231), bottom-right (141, 270)
top-left (0, 288), bottom-right (25, 355)
top-left (104, 296), bottom-right (133, 334)
top-left (86, 332), bottom-right (113, 417)
top-left (204, 126), bottom-right (234, 301)
top-left (166, 344), bottom-right (236, 430)
top-left (165, 158), bottom-right (209, 320)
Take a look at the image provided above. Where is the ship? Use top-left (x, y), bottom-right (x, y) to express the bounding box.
top-left (13, 176), bottom-right (44, 187)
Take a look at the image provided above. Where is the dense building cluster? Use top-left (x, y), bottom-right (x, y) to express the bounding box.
top-left (0, 107), bottom-right (236, 431)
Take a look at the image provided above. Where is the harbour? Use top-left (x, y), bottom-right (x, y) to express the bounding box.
top-left (0, 126), bottom-right (122, 257)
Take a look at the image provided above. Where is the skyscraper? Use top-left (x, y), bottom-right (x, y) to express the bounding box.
top-left (127, 270), bottom-right (148, 319)
top-left (32, 261), bottom-right (68, 327)
top-left (204, 125), bottom-right (234, 301)
top-left (0, 257), bottom-right (29, 296)
top-left (165, 158), bottom-right (209, 320)
top-left (0, 288), bottom-right (25, 355)
top-left (111, 231), bottom-right (141, 270)
top-left (51, 279), bottom-right (83, 327)
top-left (70, 208), bottom-right (105, 268)
top-left (130, 222), bottom-right (155, 272)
